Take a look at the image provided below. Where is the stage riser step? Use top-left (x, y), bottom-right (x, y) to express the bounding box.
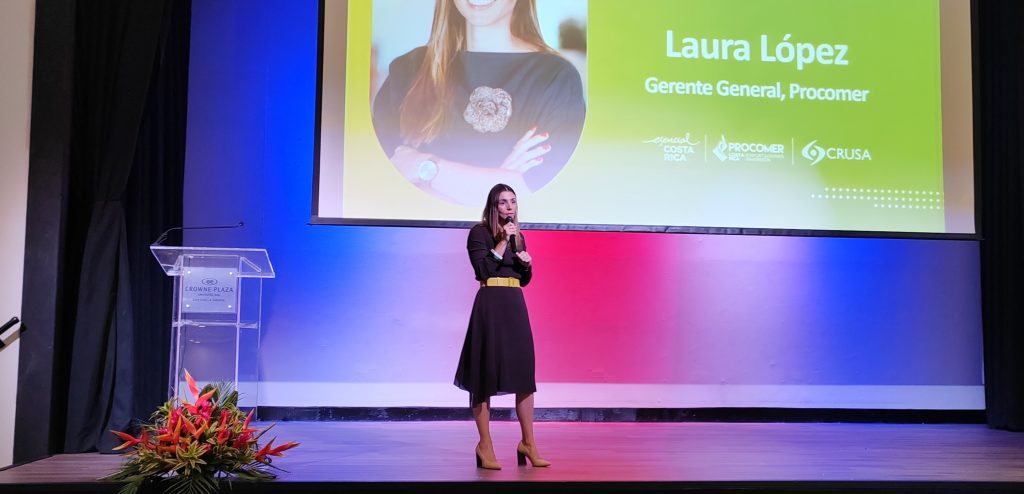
top-left (256, 407), bottom-right (985, 423)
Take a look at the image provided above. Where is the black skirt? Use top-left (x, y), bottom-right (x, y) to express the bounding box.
top-left (454, 285), bottom-right (537, 406)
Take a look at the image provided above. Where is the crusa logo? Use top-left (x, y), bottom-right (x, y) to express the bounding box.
top-left (802, 139), bottom-right (872, 165)
top-left (802, 140), bottom-right (826, 166)
top-left (201, 278), bottom-right (218, 286)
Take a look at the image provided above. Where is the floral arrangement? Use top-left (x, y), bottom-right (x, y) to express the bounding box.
top-left (103, 370), bottom-right (298, 494)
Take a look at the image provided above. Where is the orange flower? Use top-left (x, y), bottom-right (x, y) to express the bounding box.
top-left (183, 369), bottom-right (200, 399)
top-left (216, 427), bottom-right (231, 445)
top-left (192, 419), bottom-right (210, 440)
top-left (254, 439), bottom-right (275, 462)
top-left (180, 416), bottom-right (197, 436)
top-left (267, 441), bottom-right (299, 457)
top-left (254, 439), bottom-right (299, 462)
top-left (196, 388), bottom-right (216, 409)
top-left (168, 408), bottom-right (186, 435)
top-left (242, 409), bottom-right (254, 431)
top-left (232, 431), bottom-right (252, 449)
top-left (170, 415), bottom-right (183, 443)
top-left (111, 430), bottom-right (142, 451)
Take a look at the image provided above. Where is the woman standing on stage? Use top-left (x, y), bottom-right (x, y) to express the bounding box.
top-left (454, 184), bottom-right (550, 470)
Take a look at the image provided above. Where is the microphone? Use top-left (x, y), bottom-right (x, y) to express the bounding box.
top-left (151, 220), bottom-right (245, 246)
top-left (505, 215), bottom-right (517, 252)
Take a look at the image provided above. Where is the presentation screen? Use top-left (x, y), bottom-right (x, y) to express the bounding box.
top-left (314, 0), bottom-right (975, 236)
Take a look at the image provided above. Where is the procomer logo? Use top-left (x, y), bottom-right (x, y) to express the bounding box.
top-left (713, 134), bottom-right (786, 163)
top-left (802, 140), bottom-right (872, 166)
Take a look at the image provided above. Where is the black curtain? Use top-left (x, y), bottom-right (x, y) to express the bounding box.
top-left (124, 0), bottom-right (191, 427)
top-left (62, 0), bottom-right (190, 453)
top-left (979, 0), bottom-right (1024, 430)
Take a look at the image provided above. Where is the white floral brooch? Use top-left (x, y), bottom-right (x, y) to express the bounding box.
top-left (463, 86), bottom-right (512, 133)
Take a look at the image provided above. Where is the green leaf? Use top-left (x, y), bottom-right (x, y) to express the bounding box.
top-left (165, 473), bottom-right (218, 494)
top-left (224, 390), bottom-right (239, 409)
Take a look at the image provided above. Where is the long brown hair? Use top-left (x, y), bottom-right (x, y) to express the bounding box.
top-left (399, 0), bottom-right (552, 147)
top-left (482, 183), bottom-right (520, 251)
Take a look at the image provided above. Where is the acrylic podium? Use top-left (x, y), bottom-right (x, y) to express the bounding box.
top-left (150, 246), bottom-right (274, 409)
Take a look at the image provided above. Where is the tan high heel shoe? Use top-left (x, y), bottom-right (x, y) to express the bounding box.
top-left (516, 441), bottom-right (551, 467)
top-left (475, 444), bottom-right (501, 470)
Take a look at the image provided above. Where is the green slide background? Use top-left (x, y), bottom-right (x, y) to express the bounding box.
top-left (343, 0), bottom-right (945, 232)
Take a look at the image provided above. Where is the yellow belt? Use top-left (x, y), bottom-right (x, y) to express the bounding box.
top-left (482, 277), bottom-right (520, 288)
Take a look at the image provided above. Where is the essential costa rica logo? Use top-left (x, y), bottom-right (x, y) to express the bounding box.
top-left (643, 134), bottom-right (701, 162)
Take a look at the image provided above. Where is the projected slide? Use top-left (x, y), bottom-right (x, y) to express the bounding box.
top-left (315, 0), bottom-right (975, 235)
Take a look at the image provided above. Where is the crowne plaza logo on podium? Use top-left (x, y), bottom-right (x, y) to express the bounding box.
top-left (183, 267), bottom-right (237, 313)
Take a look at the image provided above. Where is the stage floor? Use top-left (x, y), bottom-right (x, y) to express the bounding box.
top-left (2, 421), bottom-right (1024, 492)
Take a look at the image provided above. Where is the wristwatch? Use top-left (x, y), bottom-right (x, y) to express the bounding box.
top-left (417, 159), bottom-right (438, 184)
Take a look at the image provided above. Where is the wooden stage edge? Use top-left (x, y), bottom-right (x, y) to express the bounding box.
top-left (257, 406), bottom-right (987, 423)
top-left (1, 421), bottom-right (1022, 494)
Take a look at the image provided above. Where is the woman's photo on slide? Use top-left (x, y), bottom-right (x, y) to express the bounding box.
top-left (370, 0), bottom-right (587, 206)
